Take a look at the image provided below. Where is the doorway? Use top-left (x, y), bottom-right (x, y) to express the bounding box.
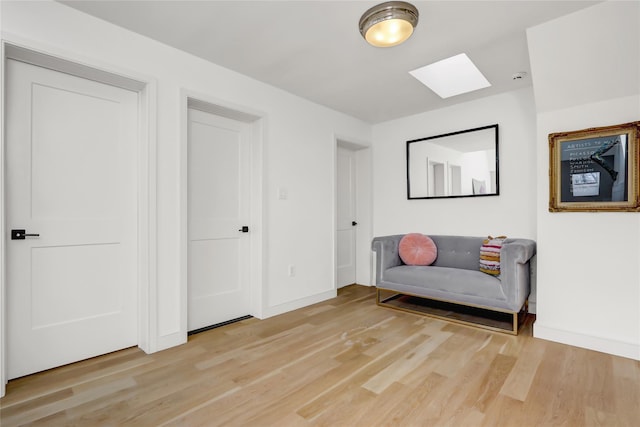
top-left (336, 146), bottom-right (357, 288)
top-left (183, 97), bottom-right (264, 332)
top-left (335, 139), bottom-right (372, 289)
top-left (187, 107), bottom-right (253, 331)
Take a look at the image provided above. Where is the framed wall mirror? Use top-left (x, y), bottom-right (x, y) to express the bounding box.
top-left (407, 124), bottom-right (499, 199)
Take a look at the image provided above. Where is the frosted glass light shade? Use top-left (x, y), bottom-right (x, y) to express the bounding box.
top-left (364, 18), bottom-right (414, 47)
top-left (359, 2), bottom-right (419, 48)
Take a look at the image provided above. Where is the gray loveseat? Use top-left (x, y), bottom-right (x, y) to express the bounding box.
top-left (372, 234), bottom-right (536, 334)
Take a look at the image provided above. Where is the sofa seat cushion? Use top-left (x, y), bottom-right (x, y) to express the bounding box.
top-left (383, 265), bottom-right (506, 302)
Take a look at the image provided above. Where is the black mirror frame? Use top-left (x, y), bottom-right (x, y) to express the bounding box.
top-left (406, 124), bottom-right (500, 200)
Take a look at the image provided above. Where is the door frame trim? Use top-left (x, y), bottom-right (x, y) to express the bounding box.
top-left (180, 89), bottom-right (266, 335)
top-left (0, 38), bottom-right (157, 396)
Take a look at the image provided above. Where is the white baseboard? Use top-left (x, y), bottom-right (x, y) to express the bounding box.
top-left (261, 289), bottom-right (337, 319)
top-left (534, 323), bottom-right (640, 360)
top-left (154, 331), bottom-right (187, 353)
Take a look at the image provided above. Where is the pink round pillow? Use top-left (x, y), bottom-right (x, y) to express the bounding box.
top-left (398, 233), bottom-right (437, 266)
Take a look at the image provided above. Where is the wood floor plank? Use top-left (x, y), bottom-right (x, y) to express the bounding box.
top-left (1, 377), bottom-right (137, 426)
top-left (398, 334), bottom-right (507, 425)
top-left (612, 356), bottom-right (640, 426)
top-left (361, 373), bottom-right (448, 426)
top-left (308, 386), bottom-right (377, 427)
top-left (362, 329), bottom-right (452, 394)
top-left (296, 332), bottom-right (434, 421)
top-left (1, 285), bottom-right (638, 427)
top-left (236, 353), bottom-right (355, 425)
top-left (430, 326), bottom-right (492, 378)
top-left (464, 353), bottom-right (517, 414)
top-left (480, 394), bottom-right (526, 427)
top-left (499, 335), bottom-right (546, 401)
top-left (0, 347), bottom-right (149, 408)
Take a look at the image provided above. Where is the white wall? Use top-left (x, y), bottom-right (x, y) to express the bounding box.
top-left (0, 0), bottom-right (371, 372)
top-left (372, 87), bottom-right (537, 239)
top-left (527, 1), bottom-right (640, 360)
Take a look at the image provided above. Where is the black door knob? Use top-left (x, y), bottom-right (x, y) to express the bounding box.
top-left (238, 226), bottom-right (249, 233)
top-left (352, 221), bottom-right (358, 226)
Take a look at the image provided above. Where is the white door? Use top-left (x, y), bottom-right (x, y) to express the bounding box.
top-left (336, 146), bottom-right (357, 288)
top-left (6, 59), bottom-right (139, 379)
top-left (188, 108), bottom-right (251, 331)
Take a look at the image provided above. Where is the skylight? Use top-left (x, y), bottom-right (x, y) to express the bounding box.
top-left (409, 53), bottom-right (491, 98)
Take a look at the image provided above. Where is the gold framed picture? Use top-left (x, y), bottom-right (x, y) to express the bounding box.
top-left (549, 121), bottom-right (640, 212)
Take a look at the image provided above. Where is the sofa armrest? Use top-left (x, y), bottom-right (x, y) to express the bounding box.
top-left (499, 239), bottom-right (537, 310)
top-left (371, 235), bottom-right (405, 285)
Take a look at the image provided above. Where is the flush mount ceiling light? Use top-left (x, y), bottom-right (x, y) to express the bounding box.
top-left (359, 1), bottom-right (419, 47)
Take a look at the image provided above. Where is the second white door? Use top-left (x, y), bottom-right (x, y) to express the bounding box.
top-left (188, 108), bottom-right (252, 331)
top-left (336, 146), bottom-right (357, 288)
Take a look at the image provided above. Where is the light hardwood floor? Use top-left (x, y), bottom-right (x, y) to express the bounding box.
top-left (1, 285), bottom-right (639, 426)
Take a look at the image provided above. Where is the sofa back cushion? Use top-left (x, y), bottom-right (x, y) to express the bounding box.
top-left (429, 235), bottom-right (484, 271)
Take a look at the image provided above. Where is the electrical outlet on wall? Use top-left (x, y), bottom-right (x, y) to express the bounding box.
top-left (288, 264), bottom-right (296, 277)
top-left (278, 187), bottom-right (288, 200)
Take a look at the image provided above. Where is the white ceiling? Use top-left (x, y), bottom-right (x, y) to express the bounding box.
top-left (60, 0), bottom-right (599, 124)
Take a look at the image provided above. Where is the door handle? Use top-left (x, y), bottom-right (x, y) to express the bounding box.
top-left (352, 221), bottom-right (358, 226)
top-left (238, 226), bottom-right (249, 233)
top-left (11, 229), bottom-right (40, 240)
